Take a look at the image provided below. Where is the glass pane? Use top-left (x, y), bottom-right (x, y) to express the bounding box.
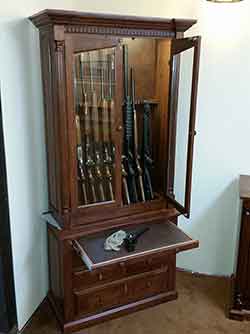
top-left (74, 48), bottom-right (116, 206)
top-left (173, 47), bottom-right (194, 207)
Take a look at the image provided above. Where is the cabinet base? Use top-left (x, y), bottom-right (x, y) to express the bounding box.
top-left (229, 308), bottom-right (250, 321)
top-left (49, 291), bottom-right (177, 334)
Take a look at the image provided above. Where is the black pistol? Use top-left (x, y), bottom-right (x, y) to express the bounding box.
top-left (124, 227), bottom-right (150, 252)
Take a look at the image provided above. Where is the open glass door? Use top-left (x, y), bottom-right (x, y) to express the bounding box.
top-left (166, 37), bottom-right (201, 217)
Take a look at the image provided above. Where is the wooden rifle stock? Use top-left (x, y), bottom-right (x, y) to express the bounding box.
top-left (101, 64), bottom-right (114, 201)
top-left (122, 156), bottom-right (130, 205)
top-left (80, 53), bottom-right (97, 203)
top-left (75, 112), bottom-right (88, 205)
top-left (89, 52), bottom-right (105, 202)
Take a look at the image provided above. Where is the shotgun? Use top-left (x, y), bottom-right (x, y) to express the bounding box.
top-left (131, 68), bottom-right (146, 202)
top-left (122, 44), bottom-right (138, 203)
top-left (88, 52), bottom-right (105, 202)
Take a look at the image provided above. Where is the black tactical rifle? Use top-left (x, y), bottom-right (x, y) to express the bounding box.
top-left (131, 68), bottom-right (146, 202)
top-left (141, 102), bottom-right (154, 200)
top-left (122, 44), bottom-right (138, 203)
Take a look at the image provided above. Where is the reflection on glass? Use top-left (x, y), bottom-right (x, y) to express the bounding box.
top-left (173, 48), bottom-right (194, 207)
top-left (74, 48), bottom-right (116, 206)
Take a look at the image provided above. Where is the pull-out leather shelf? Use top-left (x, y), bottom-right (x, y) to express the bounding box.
top-left (73, 220), bottom-right (198, 271)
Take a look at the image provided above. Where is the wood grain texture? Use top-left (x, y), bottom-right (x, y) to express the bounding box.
top-left (155, 39), bottom-right (171, 193)
top-left (29, 10), bottom-right (200, 333)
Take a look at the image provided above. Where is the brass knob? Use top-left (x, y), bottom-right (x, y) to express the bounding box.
top-left (147, 281), bottom-right (152, 288)
top-left (98, 273), bottom-right (103, 281)
top-left (117, 125), bottom-right (123, 131)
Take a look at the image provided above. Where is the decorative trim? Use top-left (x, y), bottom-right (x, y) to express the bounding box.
top-left (64, 25), bottom-right (174, 37)
top-left (55, 40), bottom-right (65, 52)
top-left (29, 9), bottom-right (197, 34)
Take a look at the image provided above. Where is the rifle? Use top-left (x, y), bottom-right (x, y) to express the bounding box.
top-left (88, 52), bottom-right (105, 202)
top-left (107, 53), bottom-right (116, 172)
top-left (122, 157), bottom-right (130, 205)
top-left (131, 69), bottom-right (146, 202)
top-left (75, 114), bottom-right (88, 205)
top-left (141, 102), bottom-right (154, 200)
top-left (79, 53), bottom-right (97, 203)
top-left (100, 63), bottom-right (114, 201)
top-left (122, 44), bottom-right (138, 203)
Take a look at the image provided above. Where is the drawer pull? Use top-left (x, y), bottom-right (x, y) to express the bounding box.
top-left (124, 283), bottom-right (128, 295)
top-left (147, 281), bottom-right (152, 288)
top-left (98, 273), bottom-right (103, 281)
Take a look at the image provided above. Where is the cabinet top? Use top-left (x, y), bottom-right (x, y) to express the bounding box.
top-left (29, 9), bottom-right (197, 33)
top-left (240, 175), bottom-right (250, 200)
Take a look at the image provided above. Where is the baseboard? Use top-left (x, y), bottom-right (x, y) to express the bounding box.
top-left (18, 297), bottom-right (48, 333)
top-left (176, 267), bottom-right (231, 280)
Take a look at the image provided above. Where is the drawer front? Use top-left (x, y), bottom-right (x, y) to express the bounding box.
top-left (74, 282), bottom-right (125, 317)
top-left (73, 251), bottom-right (173, 290)
top-left (126, 268), bottom-right (168, 302)
top-left (74, 268), bottom-right (169, 318)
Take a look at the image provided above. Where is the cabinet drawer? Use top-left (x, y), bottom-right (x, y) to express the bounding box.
top-left (126, 267), bottom-right (168, 302)
top-left (74, 268), bottom-right (169, 318)
top-left (74, 281), bottom-right (125, 317)
top-left (73, 221), bottom-right (198, 271)
top-left (73, 251), bottom-right (172, 290)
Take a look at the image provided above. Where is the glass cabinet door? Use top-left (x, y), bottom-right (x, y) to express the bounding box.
top-left (166, 37), bottom-right (201, 217)
top-left (74, 47), bottom-right (118, 207)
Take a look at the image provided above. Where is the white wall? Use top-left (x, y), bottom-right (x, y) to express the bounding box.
top-left (177, 1), bottom-right (250, 276)
top-left (0, 0), bottom-right (249, 330)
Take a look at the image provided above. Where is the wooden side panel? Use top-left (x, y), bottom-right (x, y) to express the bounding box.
top-left (40, 30), bottom-right (59, 213)
top-left (40, 27), bottom-right (71, 226)
top-left (47, 228), bottom-right (63, 313)
top-left (155, 39), bottom-right (171, 193)
top-left (124, 38), bottom-right (157, 99)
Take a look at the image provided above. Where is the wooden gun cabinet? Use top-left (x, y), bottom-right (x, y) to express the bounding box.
top-left (229, 175), bottom-right (250, 321)
top-left (30, 10), bottom-right (201, 333)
